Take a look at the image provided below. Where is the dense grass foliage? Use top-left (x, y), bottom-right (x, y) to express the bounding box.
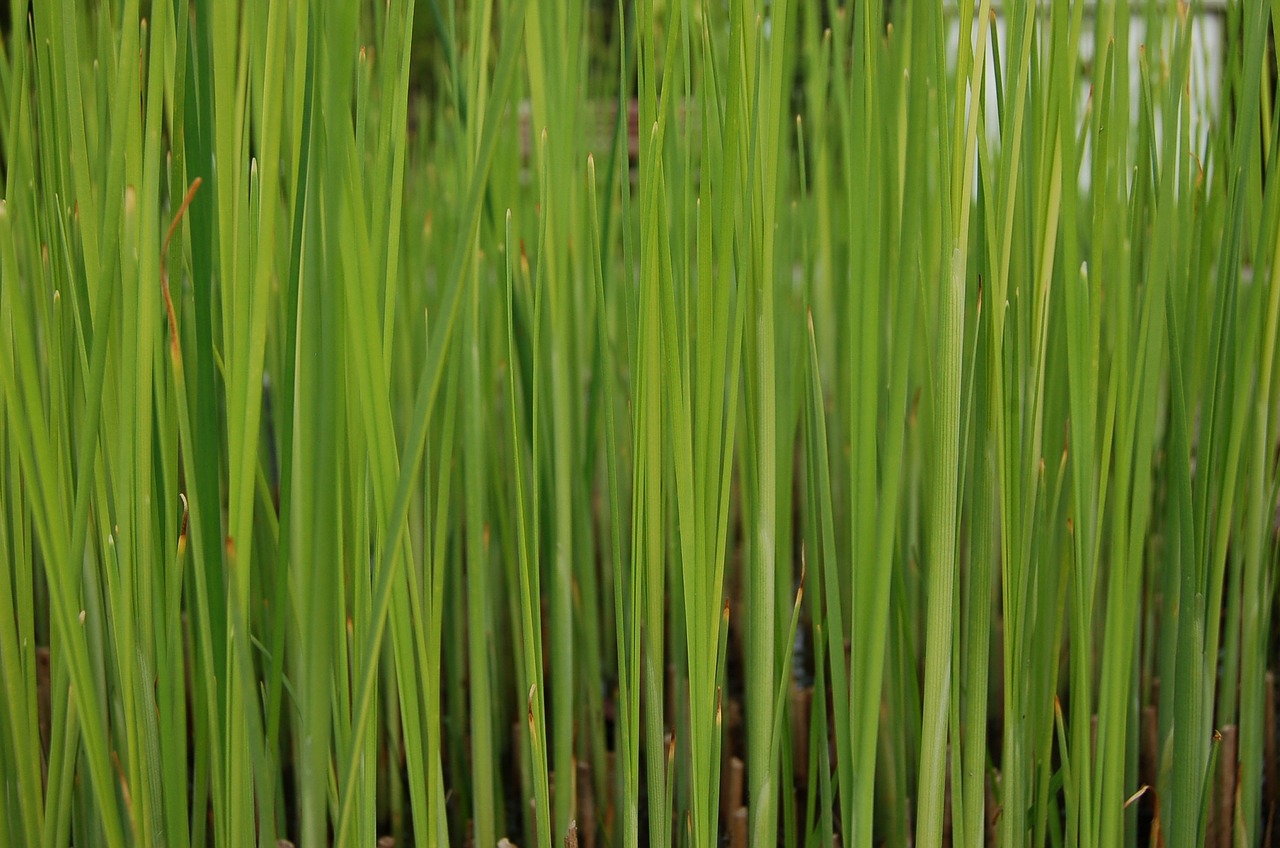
top-left (1, 0), bottom-right (1278, 846)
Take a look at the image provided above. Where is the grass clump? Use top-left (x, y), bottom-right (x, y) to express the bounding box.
top-left (1, 1), bottom-right (1278, 846)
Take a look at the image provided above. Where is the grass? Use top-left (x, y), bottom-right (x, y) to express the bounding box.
top-left (1, 0), bottom-right (1279, 846)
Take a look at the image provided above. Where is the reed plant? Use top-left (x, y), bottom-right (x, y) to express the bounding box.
top-left (1, 0), bottom-right (1278, 846)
